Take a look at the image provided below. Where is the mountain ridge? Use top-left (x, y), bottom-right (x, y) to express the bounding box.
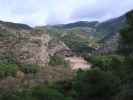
top-left (0, 11), bottom-right (128, 65)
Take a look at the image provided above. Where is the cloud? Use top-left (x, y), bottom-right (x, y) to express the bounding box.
top-left (71, 0), bottom-right (133, 21)
top-left (0, 0), bottom-right (132, 26)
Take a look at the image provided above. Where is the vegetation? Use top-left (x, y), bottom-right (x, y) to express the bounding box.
top-left (0, 10), bottom-right (132, 100)
top-left (61, 32), bottom-right (95, 55)
top-left (74, 69), bottom-right (121, 100)
top-left (49, 55), bottom-right (69, 68)
top-left (20, 64), bottom-right (39, 74)
top-left (31, 85), bottom-right (66, 100)
top-left (0, 64), bottom-right (18, 78)
top-left (47, 27), bottom-right (97, 56)
top-left (118, 10), bottom-right (133, 56)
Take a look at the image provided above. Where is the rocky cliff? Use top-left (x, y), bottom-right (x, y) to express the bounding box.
top-left (0, 22), bottom-right (68, 67)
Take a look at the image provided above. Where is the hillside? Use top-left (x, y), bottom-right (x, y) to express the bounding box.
top-left (0, 9), bottom-right (133, 100)
top-left (0, 21), bottom-right (77, 84)
top-left (0, 12), bottom-right (128, 83)
top-left (54, 21), bottom-right (98, 29)
top-left (0, 21), bottom-right (32, 30)
top-left (47, 14), bottom-right (127, 54)
top-left (0, 13), bottom-right (127, 67)
top-left (52, 15), bottom-right (126, 41)
top-left (97, 15), bottom-right (126, 41)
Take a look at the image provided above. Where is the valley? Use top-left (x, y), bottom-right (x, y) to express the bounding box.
top-left (0, 9), bottom-right (132, 100)
top-left (0, 12), bottom-right (127, 81)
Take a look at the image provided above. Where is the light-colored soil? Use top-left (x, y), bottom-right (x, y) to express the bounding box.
top-left (65, 57), bottom-right (92, 70)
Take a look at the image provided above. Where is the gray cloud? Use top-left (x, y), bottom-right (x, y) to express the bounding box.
top-left (70, 0), bottom-right (133, 21)
top-left (0, 0), bottom-right (132, 26)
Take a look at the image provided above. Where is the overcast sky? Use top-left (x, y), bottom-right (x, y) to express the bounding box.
top-left (0, 0), bottom-right (133, 26)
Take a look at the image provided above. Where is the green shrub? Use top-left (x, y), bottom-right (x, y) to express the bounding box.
top-left (91, 55), bottom-right (125, 69)
top-left (0, 89), bottom-right (33, 100)
top-left (90, 55), bottom-right (128, 80)
top-left (115, 82), bottom-right (133, 100)
top-left (0, 64), bottom-right (18, 78)
top-left (74, 68), bottom-right (121, 100)
top-left (20, 64), bottom-right (39, 74)
top-left (31, 85), bottom-right (65, 100)
top-left (49, 55), bottom-right (69, 68)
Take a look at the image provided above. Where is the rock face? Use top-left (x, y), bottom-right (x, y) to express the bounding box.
top-left (12, 29), bottom-right (50, 66)
top-left (48, 39), bottom-right (70, 56)
top-left (0, 22), bottom-right (69, 67)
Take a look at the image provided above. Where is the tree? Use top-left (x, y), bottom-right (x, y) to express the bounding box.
top-left (90, 55), bottom-right (127, 80)
top-left (74, 68), bottom-right (121, 100)
top-left (0, 64), bottom-right (18, 78)
top-left (20, 64), bottom-right (39, 74)
top-left (31, 85), bottom-right (66, 100)
top-left (119, 10), bottom-right (133, 56)
top-left (115, 82), bottom-right (133, 100)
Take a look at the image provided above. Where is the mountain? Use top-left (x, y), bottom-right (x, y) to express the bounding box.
top-left (0, 20), bottom-right (32, 30)
top-left (54, 21), bottom-right (98, 29)
top-left (96, 15), bottom-right (126, 41)
top-left (0, 20), bottom-right (75, 82)
top-left (0, 10), bottom-right (130, 84)
top-left (44, 26), bottom-right (97, 57)
top-left (0, 12), bottom-right (128, 67)
top-left (94, 15), bottom-right (127, 54)
top-left (0, 21), bottom-right (69, 66)
top-left (53, 15), bottom-right (126, 40)
top-left (45, 15), bottom-right (126, 54)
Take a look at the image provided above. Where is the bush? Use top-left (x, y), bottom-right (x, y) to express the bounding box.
top-left (90, 55), bottom-right (127, 79)
top-left (74, 68), bottom-right (121, 100)
top-left (53, 80), bottom-right (76, 98)
top-left (0, 89), bottom-right (33, 100)
top-left (49, 55), bottom-right (69, 68)
top-left (20, 64), bottom-right (39, 74)
top-left (115, 82), bottom-right (133, 100)
top-left (31, 85), bottom-right (66, 100)
top-left (91, 55), bottom-right (125, 69)
top-left (0, 64), bottom-right (18, 78)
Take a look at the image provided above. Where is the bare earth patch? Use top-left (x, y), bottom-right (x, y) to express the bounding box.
top-left (65, 57), bottom-right (92, 70)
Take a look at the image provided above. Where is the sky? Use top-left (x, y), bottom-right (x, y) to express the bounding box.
top-left (0, 0), bottom-right (133, 26)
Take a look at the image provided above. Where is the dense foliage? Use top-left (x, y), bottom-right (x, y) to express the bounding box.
top-left (74, 69), bottom-right (121, 100)
top-left (20, 64), bottom-right (39, 74)
top-left (118, 10), bottom-right (133, 56)
top-left (0, 64), bottom-right (17, 78)
top-left (49, 55), bottom-right (69, 68)
top-left (61, 32), bottom-right (95, 55)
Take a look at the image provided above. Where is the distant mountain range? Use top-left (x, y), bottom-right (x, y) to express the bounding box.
top-left (53, 21), bottom-right (98, 29)
top-left (0, 12), bottom-right (126, 43)
top-left (53, 14), bottom-right (126, 41)
top-left (46, 13), bottom-right (127, 54)
top-left (0, 20), bottom-right (32, 30)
